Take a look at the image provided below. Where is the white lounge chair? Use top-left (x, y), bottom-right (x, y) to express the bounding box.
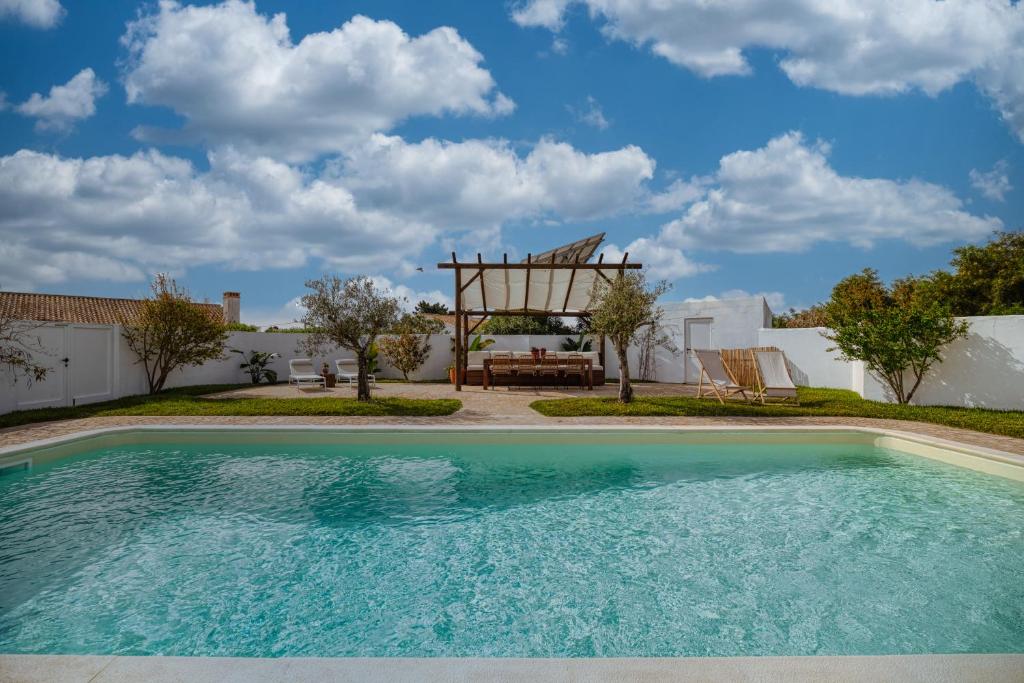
top-left (335, 359), bottom-right (376, 388)
top-left (288, 358), bottom-right (326, 390)
top-left (693, 349), bottom-right (751, 404)
top-left (752, 350), bottom-right (799, 404)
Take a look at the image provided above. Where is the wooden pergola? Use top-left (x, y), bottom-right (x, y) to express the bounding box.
top-left (438, 248), bottom-right (642, 391)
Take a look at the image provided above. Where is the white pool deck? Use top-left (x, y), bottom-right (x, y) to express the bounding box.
top-left (2, 424), bottom-right (1023, 682)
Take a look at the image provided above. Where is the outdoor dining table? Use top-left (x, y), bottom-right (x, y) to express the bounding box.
top-left (482, 357), bottom-right (594, 390)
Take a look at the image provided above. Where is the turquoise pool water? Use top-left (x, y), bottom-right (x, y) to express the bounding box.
top-left (1, 433), bottom-right (1022, 657)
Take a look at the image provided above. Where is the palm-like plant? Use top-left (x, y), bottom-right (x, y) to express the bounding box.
top-left (231, 349), bottom-right (280, 384)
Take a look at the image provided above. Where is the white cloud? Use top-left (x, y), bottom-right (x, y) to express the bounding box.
top-left (598, 131), bottom-right (1001, 282)
top-left (0, 132), bottom-right (664, 290)
top-left (568, 95), bottom-right (610, 129)
top-left (16, 68), bottom-right (107, 132)
top-left (550, 37), bottom-right (569, 55)
top-left (602, 238), bottom-right (713, 281)
top-left (242, 296), bottom-right (306, 330)
top-left (969, 160), bottom-right (1012, 201)
top-left (336, 134), bottom-right (656, 229)
top-left (367, 276), bottom-right (453, 312)
top-left (658, 131), bottom-right (1001, 253)
top-left (0, 148), bottom-right (436, 290)
top-left (512, 0), bottom-right (572, 31)
top-left (0, 0), bottom-right (63, 28)
top-left (644, 176), bottom-right (708, 214)
top-left (512, 0), bottom-right (1024, 142)
top-left (121, 1), bottom-right (513, 161)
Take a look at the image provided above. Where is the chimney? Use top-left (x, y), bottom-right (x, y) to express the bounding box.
top-left (222, 291), bottom-right (240, 324)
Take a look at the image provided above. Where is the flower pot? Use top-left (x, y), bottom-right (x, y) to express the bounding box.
top-left (448, 367), bottom-right (457, 384)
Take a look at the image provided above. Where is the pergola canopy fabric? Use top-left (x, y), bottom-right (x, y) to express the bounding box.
top-left (460, 266), bottom-right (602, 314)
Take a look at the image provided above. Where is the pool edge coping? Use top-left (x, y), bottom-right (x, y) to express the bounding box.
top-left (1, 653), bottom-right (1022, 682)
top-left (2, 423), bottom-right (1023, 480)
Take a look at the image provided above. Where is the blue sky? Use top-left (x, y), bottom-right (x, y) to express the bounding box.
top-left (0, 0), bottom-right (1020, 326)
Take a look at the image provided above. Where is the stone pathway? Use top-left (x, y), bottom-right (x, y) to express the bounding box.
top-left (2, 382), bottom-right (1022, 454)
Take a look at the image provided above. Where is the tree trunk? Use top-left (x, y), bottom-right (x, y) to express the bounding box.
top-left (615, 341), bottom-right (633, 403)
top-left (356, 351), bottom-right (371, 401)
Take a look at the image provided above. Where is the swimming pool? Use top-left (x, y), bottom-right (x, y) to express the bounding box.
top-left (1, 428), bottom-right (1022, 658)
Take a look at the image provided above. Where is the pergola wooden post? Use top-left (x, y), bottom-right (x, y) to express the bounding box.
top-left (440, 250), bottom-right (641, 391)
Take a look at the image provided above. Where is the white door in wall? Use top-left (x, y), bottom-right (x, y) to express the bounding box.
top-left (14, 324), bottom-right (68, 410)
top-left (70, 325), bottom-right (116, 406)
top-left (684, 318), bottom-right (712, 383)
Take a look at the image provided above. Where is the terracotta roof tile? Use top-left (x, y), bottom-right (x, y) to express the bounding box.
top-left (0, 291), bottom-right (223, 325)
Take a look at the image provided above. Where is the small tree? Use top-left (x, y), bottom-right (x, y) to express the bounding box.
top-left (0, 315), bottom-right (49, 385)
top-left (588, 271), bottom-right (670, 403)
top-left (415, 300), bottom-right (449, 315)
top-left (477, 315), bottom-right (573, 335)
top-left (378, 313), bottom-right (444, 381)
top-left (823, 269), bottom-right (968, 404)
top-left (299, 275), bottom-right (400, 401)
top-left (121, 274), bottom-right (229, 394)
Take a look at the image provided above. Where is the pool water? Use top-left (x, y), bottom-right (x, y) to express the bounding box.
top-left (1, 434), bottom-right (1022, 657)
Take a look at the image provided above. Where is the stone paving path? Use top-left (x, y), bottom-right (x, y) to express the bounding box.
top-left (2, 382), bottom-right (1022, 454)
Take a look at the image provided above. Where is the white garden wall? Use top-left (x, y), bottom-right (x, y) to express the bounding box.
top-left (0, 327), bottom-right (601, 414)
top-left (756, 327), bottom-right (855, 389)
top-left (5, 312), bottom-right (1020, 414)
top-left (758, 316), bottom-right (1024, 410)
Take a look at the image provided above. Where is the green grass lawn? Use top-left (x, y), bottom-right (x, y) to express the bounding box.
top-left (0, 384), bottom-right (461, 430)
top-left (531, 387), bottom-right (1024, 440)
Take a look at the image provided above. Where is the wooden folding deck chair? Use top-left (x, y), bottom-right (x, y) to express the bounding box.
top-left (693, 349), bottom-right (752, 404)
top-left (750, 350), bottom-right (799, 405)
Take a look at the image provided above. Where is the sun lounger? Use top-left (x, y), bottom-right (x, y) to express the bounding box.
top-left (288, 358), bottom-right (326, 390)
top-left (693, 349), bottom-right (751, 404)
top-left (751, 350), bottom-right (799, 404)
top-left (336, 359), bottom-right (376, 388)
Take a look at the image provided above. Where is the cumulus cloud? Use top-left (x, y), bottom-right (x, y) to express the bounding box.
top-left (0, 0), bottom-right (63, 28)
top-left (659, 131), bottom-right (1001, 253)
top-left (644, 177), bottom-right (709, 214)
top-left (601, 238), bottom-right (714, 281)
top-left (335, 134), bottom-right (656, 229)
top-left (242, 296), bottom-right (307, 330)
top-left (16, 68), bottom-right (107, 132)
top-left (121, 1), bottom-right (514, 161)
top-left (0, 148), bottom-right (435, 290)
top-left (512, 0), bottom-right (1024, 141)
top-left (600, 131), bottom-right (1001, 282)
top-left (368, 276), bottom-right (453, 312)
top-left (969, 160), bottom-right (1012, 201)
top-left (0, 133), bottom-right (666, 289)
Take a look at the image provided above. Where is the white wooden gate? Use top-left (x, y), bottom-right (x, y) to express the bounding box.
top-left (70, 325), bottom-right (117, 406)
top-left (11, 323), bottom-right (117, 411)
top-left (13, 324), bottom-right (68, 411)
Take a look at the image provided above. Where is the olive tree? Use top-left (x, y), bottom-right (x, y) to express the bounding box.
top-left (299, 275), bottom-right (400, 400)
top-left (0, 314), bottom-right (49, 386)
top-left (121, 274), bottom-right (229, 394)
top-left (823, 269), bottom-right (968, 404)
top-left (588, 271), bottom-right (670, 403)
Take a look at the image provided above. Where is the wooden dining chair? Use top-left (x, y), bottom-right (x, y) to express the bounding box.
top-left (563, 353), bottom-right (586, 389)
